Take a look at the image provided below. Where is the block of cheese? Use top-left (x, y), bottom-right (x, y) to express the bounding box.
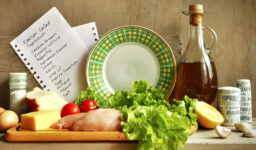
top-left (25, 87), bottom-right (67, 111)
top-left (20, 110), bottom-right (61, 131)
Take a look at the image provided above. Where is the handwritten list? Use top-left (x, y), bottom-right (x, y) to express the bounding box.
top-left (10, 7), bottom-right (97, 102)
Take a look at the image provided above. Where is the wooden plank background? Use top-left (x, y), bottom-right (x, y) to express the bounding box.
top-left (0, 0), bottom-right (255, 117)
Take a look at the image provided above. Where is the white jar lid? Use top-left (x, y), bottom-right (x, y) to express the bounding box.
top-left (237, 79), bottom-right (250, 83)
top-left (218, 86), bottom-right (240, 95)
top-left (10, 72), bottom-right (27, 76)
top-left (10, 72), bottom-right (27, 81)
top-left (237, 79), bottom-right (251, 87)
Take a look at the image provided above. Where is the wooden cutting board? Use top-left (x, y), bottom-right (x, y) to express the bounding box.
top-left (5, 124), bottom-right (129, 141)
top-left (5, 124), bottom-right (198, 142)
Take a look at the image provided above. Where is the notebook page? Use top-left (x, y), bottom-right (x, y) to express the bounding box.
top-left (73, 22), bottom-right (99, 50)
top-left (10, 7), bottom-right (89, 102)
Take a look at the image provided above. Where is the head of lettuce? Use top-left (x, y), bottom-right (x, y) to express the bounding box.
top-left (76, 80), bottom-right (198, 150)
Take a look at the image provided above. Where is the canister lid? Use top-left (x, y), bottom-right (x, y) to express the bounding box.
top-left (189, 4), bottom-right (204, 14)
top-left (10, 72), bottom-right (27, 81)
top-left (218, 86), bottom-right (240, 95)
top-left (10, 72), bottom-right (27, 76)
top-left (237, 79), bottom-right (250, 83)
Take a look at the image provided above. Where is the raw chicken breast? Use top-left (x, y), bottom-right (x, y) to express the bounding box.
top-left (53, 113), bottom-right (86, 129)
top-left (71, 108), bottom-right (122, 131)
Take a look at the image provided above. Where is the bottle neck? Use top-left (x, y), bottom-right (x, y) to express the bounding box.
top-left (188, 23), bottom-right (204, 51)
top-left (181, 14), bottom-right (208, 63)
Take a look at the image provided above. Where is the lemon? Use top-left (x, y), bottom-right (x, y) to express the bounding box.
top-left (195, 101), bottom-right (224, 129)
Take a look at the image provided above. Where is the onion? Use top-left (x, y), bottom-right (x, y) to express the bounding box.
top-left (0, 110), bottom-right (19, 132)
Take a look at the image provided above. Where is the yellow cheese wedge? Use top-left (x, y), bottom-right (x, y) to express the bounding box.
top-left (20, 110), bottom-right (61, 131)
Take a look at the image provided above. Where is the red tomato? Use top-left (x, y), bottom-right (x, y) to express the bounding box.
top-left (61, 103), bottom-right (80, 117)
top-left (80, 99), bottom-right (98, 112)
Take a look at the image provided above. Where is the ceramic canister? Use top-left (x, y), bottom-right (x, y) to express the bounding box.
top-left (9, 73), bottom-right (27, 115)
top-left (237, 79), bottom-right (252, 123)
top-left (217, 87), bottom-right (241, 126)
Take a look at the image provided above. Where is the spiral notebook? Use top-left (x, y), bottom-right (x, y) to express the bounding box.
top-left (10, 7), bottom-right (99, 102)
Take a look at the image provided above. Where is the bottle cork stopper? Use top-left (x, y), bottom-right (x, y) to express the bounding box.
top-left (189, 4), bottom-right (204, 14)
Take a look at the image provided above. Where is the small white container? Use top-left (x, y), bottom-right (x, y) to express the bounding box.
top-left (9, 73), bottom-right (27, 115)
top-left (237, 79), bottom-right (252, 123)
top-left (217, 87), bottom-right (241, 126)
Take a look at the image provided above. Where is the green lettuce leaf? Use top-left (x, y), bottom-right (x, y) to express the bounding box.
top-left (107, 80), bottom-right (198, 150)
top-left (172, 96), bottom-right (198, 126)
top-left (75, 80), bottom-right (198, 150)
top-left (121, 105), bottom-right (191, 150)
top-left (75, 87), bottom-right (109, 108)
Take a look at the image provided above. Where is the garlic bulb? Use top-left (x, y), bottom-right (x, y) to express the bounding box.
top-left (234, 123), bottom-right (252, 132)
top-left (243, 130), bottom-right (256, 138)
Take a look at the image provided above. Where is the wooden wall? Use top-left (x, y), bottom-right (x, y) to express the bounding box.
top-left (0, 0), bottom-right (255, 116)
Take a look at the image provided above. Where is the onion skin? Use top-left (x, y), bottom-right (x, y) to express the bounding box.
top-left (0, 107), bottom-right (5, 114)
top-left (0, 110), bottom-right (19, 132)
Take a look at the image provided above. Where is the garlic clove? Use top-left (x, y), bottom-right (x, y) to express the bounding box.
top-left (234, 122), bottom-right (252, 132)
top-left (243, 129), bottom-right (256, 138)
top-left (215, 125), bottom-right (232, 139)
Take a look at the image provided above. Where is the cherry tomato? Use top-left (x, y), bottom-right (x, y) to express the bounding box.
top-left (61, 103), bottom-right (80, 117)
top-left (80, 99), bottom-right (98, 112)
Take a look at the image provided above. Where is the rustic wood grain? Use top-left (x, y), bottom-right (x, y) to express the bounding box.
top-left (0, 0), bottom-right (255, 117)
top-left (0, 139), bottom-right (255, 150)
top-left (1, 120), bottom-right (256, 150)
top-left (4, 124), bottom-right (197, 142)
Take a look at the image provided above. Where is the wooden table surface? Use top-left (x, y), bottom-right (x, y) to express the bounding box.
top-left (0, 121), bottom-right (255, 150)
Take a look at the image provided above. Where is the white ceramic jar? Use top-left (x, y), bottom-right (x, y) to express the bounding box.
top-left (9, 72), bottom-right (27, 115)
top-left (237, 79), bottom-right (252, 123)
top-left (217, 87), bottom-right (241, 126)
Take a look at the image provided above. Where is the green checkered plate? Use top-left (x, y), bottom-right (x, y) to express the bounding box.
top-left (86, 26), bottom-right (176, 100)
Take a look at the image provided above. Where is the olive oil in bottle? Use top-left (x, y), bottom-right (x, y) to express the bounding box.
top-left (173, 4), bottom-right (218, 106)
